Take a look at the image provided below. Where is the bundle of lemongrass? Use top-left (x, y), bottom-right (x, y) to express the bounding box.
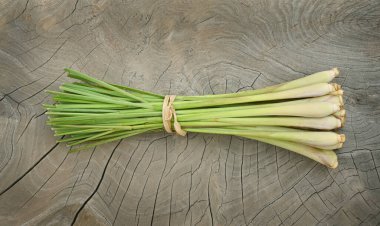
top-left (45, 68), bottom-right (345, 168)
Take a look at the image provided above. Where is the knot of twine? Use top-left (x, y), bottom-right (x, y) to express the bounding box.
top-left (162, 95), bottom-right (187, 136)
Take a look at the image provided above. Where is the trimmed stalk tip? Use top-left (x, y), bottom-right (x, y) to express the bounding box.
top-left (338, 95), bottom-right (344, 106)
top-left (334, 109), bottom-right (346, 118)
top-left (332, 68), bottom-right (339, 77)
top-left (339, 134), bottom-right (346, 143)
top-left (340, 116), bottom-right (346, 126)
top-left (336, 118), bottom-right (342, 128)
top-left (331, 89), bottom-right (344, 96)
top-left (332, 83), bottom-right (341, 91)
top-left (330, 160), bottom-right (338, 169)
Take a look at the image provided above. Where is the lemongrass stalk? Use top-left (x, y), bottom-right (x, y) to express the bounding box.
top-left (266, 68), bottom-right (339, 92)
top-left (62, 83), bottom-right (137, 101)
top-left (60, 123), bottom-right (161, 133)
top-left (168, 83), bottom-right (339, 110)
top-left (43, 104), bottom-right (56, 109)
top-left (80, 128), bottom-right (153, 141)
top-left (183, 127), bottom-right (338, 168)
top-left (185, 127), bottom-right (344, 147)
top-left (48, 117), bottom-right (162, 126)
top-left (53, 97), bottom-right (99, 104)
top-left (59, 128), bottom-right (146, 143)
top-left (310, 142), bottom-right (343, 150)
top-left (49, 112), bottom-right (158, 124)
top-left (58, 86), bottom-right (149, 107)
top-left (47, 112), bottom-right (102, 116)
top-left (178, 121), bottom-right (231, 127)
top-left (68, 83), bottom-right (163, 101)
top-left (46, 108), bottom-right (117, 113)
top-left (54, 128), bottom-right (111, 136)
top-left (51, 119), bottom-right (163, 127)
top-left (175, 95), bottom-right (343, 116)
top-left (48, 90), bottom-right (148, 108)
top-left (68, 128), bottom-right (156, 152)
top-left (58, 134), bottom-right (98, 143)
top-left (48, 91), bottom-right (105, 103)
top-left (54, 123), bottom-right (162, 129)
top-left (228, 94), bottom-right (344, 109)
top-left (49, 103), bottom-right (129, 109)
top-left (68, 124), bottom-right (163, 146)
top-left (47, 107), bottom-right (159, 117)
top-left (246, 136), bottom-right (338, 168)
top-left (315, 95), bottom-right (343, 105)
top-left (178, 102), bottom-right (340, 121)
top-left (48, 111), bottom-right (161, 123)
top-left (187, 116), bottom-right (342, 130)
top-left (225, 126), bottom-right (302, 132)
top-left (65, 68), bottom-right (151, 105)
top-left (262, 131), bottom-right (345, 147)
top-left (69, 130), bottom-right (116, 146)
top-left (60, 107), bottom-right (155, 115)
top-left (176, 68), bottom-right (339, 100)
top-left (253, 94), bottom-right (344, 107)
top-left (55, 123), bottom-right (162, 136)
top-left (111, 84), bottom-right (163, 98)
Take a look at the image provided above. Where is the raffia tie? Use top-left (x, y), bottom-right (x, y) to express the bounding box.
top-left (162, 95), bottom-right (187, 136)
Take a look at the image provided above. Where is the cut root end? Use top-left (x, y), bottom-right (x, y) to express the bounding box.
top-left (334, 109), bottom-right (346, 118)
top-left (340, 115), bottom-right (346, 126)
top-left (329, 160), bottom-right (339, 169)
top-left (332, 83), bottom-right (342, 91)
top-left (331, 89), bottom-right (344, 96)
top-left (338, 134), bottom-right (346, 143)
top-left (332, 68), bottom-right (340, 77)
top-left (338, 95), bottom-right (344, 106)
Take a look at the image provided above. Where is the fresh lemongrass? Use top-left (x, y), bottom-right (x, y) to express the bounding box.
top-left (185, 127), bottom-right (344, 147)
top-left (178, 102), bottom-right (341, 121)
top-left (186, 116), bottom-right (342, 130)
top-left (45, 68), bottom-right (346, 168)
top-left (308, 142), bottom-right (344, 150)
top-left (176, 68), bottom-right (339, 100)
top-left (333, 109), bottom-right (346, 118)
top-left (248, 137), bottom-right (338, 168)
top-left (65, 68), bottom-right (149, 103)
top-left (174, 95), bottom-right (343, 116)
top-left (164, 83), bottom-right (340, 110)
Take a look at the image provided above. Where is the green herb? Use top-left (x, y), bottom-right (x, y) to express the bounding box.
top-left (45, 68), bottom-right (344, 168)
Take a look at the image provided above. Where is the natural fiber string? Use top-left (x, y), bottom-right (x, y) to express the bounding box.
top-left (162, 95), bottom-right (187, 136)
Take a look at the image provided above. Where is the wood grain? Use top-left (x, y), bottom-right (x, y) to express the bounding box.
top-left (1, 0), bottom-right (380, 225)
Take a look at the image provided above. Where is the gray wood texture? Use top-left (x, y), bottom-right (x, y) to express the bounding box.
top-left (1, 0), bottom-right (380, 225)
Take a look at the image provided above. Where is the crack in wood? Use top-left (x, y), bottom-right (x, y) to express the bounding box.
top-left (0, 142), bottom-right (60, 196)
top-left (70, 140), bottom-right (122, 225)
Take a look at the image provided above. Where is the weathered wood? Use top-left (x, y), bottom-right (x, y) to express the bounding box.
top-left (1, 0), bottom-right (380, 225)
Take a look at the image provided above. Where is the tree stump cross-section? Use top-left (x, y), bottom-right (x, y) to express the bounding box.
top-left (0, 0), bottom-right (380, 225)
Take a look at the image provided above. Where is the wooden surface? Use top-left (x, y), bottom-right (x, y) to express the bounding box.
top-left (1, 0), bottom-right (380, 225)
